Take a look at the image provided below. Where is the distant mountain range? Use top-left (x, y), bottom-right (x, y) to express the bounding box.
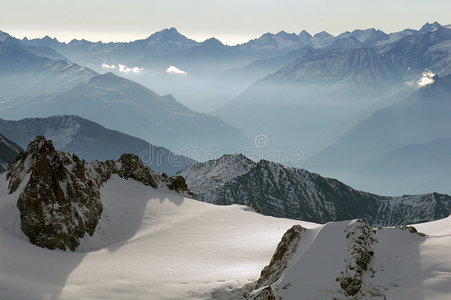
top-left (214, 25), bottom-right (451, 162)
top-left (349, 137), bottom-right (451, 195)
top-left (179, 154), bottom-right (451, 226)
top-left (0, 134), bottom-right (22, 172)
top-left (0, 30), bottom-right (69, 61)
top-left (307, 73), bottom-right (451, 195)
top-left (0, 39), bottom-right (95, 100)
top-left (21, 27), bottom-right (198, 66)
top-left (0, 41), bottom-right (248, 156)
top-left (0, 115), bottom-right (194, 175)
top-left (2, 72), bottom-right (248, 154)
top-left (265, 47), bottom-right (402, 84)
top-left (7, 23), bottom-right (448, 111)
top-left (1, 23), bottom-right (450, 196)
top-left (18, 22), bottom-right (445, 69)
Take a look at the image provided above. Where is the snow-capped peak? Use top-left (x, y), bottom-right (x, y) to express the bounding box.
top-left (177, 153), bottom-right (255, 195)
top-left (180, 156), bottom-right (451, 226)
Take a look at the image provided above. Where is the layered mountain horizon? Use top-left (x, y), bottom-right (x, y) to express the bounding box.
top-left (17, 21), bottom-right (447, 50)
top-left (2, 21), bottom-right (450, 196)
top-left (1, 19), bottom-right (451, 299)
top-left (307, 73), bottom-right (451, 195)
top-left (0, 39), bottom-right (249, 156)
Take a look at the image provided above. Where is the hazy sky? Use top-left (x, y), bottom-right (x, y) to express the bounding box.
top-left (1, 0), bottom-right (450, 45)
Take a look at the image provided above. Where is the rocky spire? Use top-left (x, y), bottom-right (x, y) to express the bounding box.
top-left (6, 136), bottom-right (191, 251)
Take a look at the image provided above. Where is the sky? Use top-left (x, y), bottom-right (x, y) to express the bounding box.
top-left (0, 0), bottom-right (450, 45)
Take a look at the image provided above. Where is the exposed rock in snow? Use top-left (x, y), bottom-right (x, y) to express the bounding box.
top-left (223, 219), bottom-right (431, 299)
top-left (8, 137), bottom-right (103, 251)
top-left (1, 155), bottom-right (451, 299)
top-left (247, 225), bottom-right (305, 299)
top-left (336, 220), bottom-right (378, 297)
top-left (6, 136), bottom-right (191, 251)
top-left (0, 171), bottom-right (315, 299)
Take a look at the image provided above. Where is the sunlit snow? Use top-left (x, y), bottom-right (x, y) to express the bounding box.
top-left (0, 174), bottom-right (316, 299)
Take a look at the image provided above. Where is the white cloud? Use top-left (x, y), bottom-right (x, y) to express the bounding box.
top-left (102, 63), bottom-right (116, 69)
top-left (417, 69), bottom-right (435, 87)
top-left (102, 62), bottom-right (144, 73)
top-left (166, 65), bottom-right (187, 76)
top-left (118, 64), bottom-right (144, 73)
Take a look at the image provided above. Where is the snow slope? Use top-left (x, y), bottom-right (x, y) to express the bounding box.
top-left (0, 174), bottom-right (318, 299)
top-left (230, 217), bottom-right (451, 299)
top-left (2, 171), bottom-right (451, 299)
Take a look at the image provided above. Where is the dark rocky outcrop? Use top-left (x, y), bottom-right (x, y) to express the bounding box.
top-left (8, 137), bottom-right (102, 251)
top-left (230, 220), bottom-right (378, 299)
top-left (167, 176), bottom-right (191, 193)
top-left (232, 225), bottom-right (305, 299)
top-left (6, 136), bottom-right (191, 251)
top-left (255, 225), bottom-right (305, 290)
top-left (115, 154), bottom-right (158, 188)
top-left (337, 220), bottom-right (378, 297)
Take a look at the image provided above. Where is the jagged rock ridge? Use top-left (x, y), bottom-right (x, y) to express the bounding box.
top-left (6, 136), bottom-right (191, 251)
top-left (337, 220), bottom-right (378, 297)
top-left (180, 155), bottom-right (451, 226)
top-left (245, 225), bottom-right (305, 299)
top-left (178, 153), bottom-right (255, 195)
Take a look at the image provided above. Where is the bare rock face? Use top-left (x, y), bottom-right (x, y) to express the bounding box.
top-left (8, 136), bottom-right (102, 251)
top-left (167, 175), bottom-right (191, 193)
top-left (255, 225), bottom-right (305, 290)
top-left (90, 153), bottom-right (192, 195)
top-left (337, 220), bottom-right (378, 297)
top-left (115, 154), bottom-right (158, 188)
top-left (6, 136), bottom-right (192, 251)
top-left (227, 220), bottom-right (379, 299)
top-left (232, 225), bottom-right (305, 300)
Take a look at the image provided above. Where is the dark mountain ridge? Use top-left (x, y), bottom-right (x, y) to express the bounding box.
top-left (0, 134), bottom-right (23, 172)
top-left (180, 155), bottom-right (451, 226)
top-left (0, 115), bottom-right (195, 175)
